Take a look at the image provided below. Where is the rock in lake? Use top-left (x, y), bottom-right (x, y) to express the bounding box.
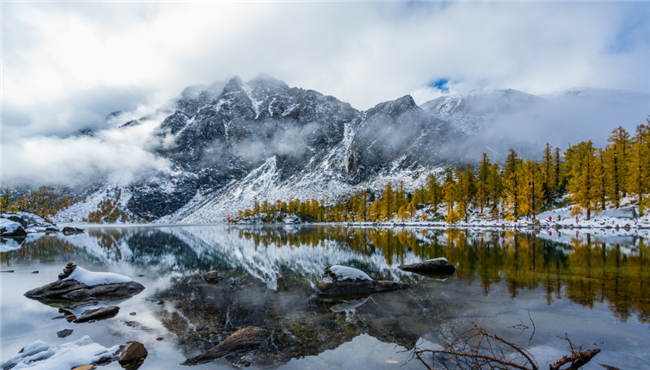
top-left (118, 341), bottom-right (148, 367)
top-left (0, 218), bottom-right (28, 237)
top-left (181, 326), bottom-right (271, 366)
top-left (398, 257), bottom-right (455, 275)
top-left (57, 328), bottom-right (74, 338)
top-left (72, 365), bottom-right (96, 370)
top-left (62, 226), bottom-right (85, 235)
top-left (73, 306), bottom-right (120, 323)
top-left (24, 264), bottom-right (145, 301)
top-left (318, 265), bottom-right (409, 298)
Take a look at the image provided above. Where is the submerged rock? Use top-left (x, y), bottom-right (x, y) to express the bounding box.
top-left (118, 341), bottom-right (148, 368)
top-left (318, 280), bottom-right (410, 298)
top-left (57, 328), bottom-right (74, 338)
top-left (318, 265), bottom-right (409, 298)
top-left (181, 326), bottom-right (271, 366)
top-left (73, 306), bottom-right (120, 323)
top-left (398, 257), bottom-right (455, 275)
top-left (24, 264), bottom-right (144, 302)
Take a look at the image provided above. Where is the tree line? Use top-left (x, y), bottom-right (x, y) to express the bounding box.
top-left (228, 120), bottom-right (650, 223)
top-left (0, 186), bottom-right (84, 222)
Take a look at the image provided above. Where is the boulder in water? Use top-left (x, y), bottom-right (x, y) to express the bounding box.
top-left (118, 341), bottom-right (148, 367)
top-left (318, 265), bottom-right (409, 298)
top-left (62, 226), bottom-right (85, 235)
top-left (398, 257), bottom-right (455, 275)
top-left (181, 326), bottom-right (271, 366)
top-left (73, 306), bottom-right (120, 323)
top-left (24, 264), bottom-right (145, 302)
top-left (0, 218), bottom-right (28, 237)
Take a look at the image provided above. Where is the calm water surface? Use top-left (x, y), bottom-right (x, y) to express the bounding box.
top-left (1, 225), bottom-right (649, 370)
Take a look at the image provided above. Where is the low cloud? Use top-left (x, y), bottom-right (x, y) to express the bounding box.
top-left (2, 120), bottom-right (171, 187)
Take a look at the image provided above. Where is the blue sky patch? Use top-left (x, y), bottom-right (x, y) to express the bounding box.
top-left (429, 79), bottom-right (450, 93)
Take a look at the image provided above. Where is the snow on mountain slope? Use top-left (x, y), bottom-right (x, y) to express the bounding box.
top-left (421, 88), bottom-right (543, 134)
top-left (50, 75), bottom-right (650, 224)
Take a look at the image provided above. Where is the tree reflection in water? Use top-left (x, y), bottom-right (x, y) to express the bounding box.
top-left (1, 226), bottom-right (648, 326)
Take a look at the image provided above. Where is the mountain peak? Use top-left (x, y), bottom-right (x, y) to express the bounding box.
top-left (366, 95), bottom-right (418, 119)
top-left (248, 73), bottom-right (287, 87)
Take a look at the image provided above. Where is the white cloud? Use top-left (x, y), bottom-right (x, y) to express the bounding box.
top-left (1, 1), bottom-right (648, 185)
top-left (2, 120), bottom-right (170, 186)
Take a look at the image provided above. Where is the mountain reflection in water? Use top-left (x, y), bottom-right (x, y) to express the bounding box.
top-left (1, 225), bottom-right (649, 368)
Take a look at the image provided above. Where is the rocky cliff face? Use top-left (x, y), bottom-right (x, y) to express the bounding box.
top-left (53, 75), bottom-right (649, 223)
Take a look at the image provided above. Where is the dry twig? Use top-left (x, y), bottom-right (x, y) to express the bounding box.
top-left (409, 324), bottom-right (601, 370)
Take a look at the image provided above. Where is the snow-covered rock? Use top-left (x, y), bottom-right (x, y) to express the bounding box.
top-left (64, 266), bottom-right (132, 286)
top-left (1, 336), bottom-right (121, 370)
top-left (600, 207), bottom-right (637, 219)
top-left (322, 265), bottom-right (373, 284)
top-left (0, 218), bottom-right (27, 236)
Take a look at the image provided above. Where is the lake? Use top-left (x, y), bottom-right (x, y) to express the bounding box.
top-left (1, 225), bottom-right (649, 370)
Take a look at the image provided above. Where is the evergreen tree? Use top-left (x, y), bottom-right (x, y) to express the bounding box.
top-left (594, 148), bottom-right (608, 210)
top-left (520, 160), bottom-right (545, 219)
top-left (369, 199), bottom-right (382, 221)
top-left (502, 150), bottom-right (523, 219)
top-left (382, 182), bottom-right (395, 220)
top-left (566, 141), bottom-right (597, 220)
top-left (541, 143), bottom-right (555, 199)
top-left (487, 163), bottom-right (502, 209)
top-left (442, 181), bottom-right (458, 224)
top-left (424, 173), bottom-right (443, 208)
top-left (476, 153), bottom-right (491, 212)
top-left (628, 122), bottom-right (650, 208)
top-left (604, 126), bottom-right (632, 207)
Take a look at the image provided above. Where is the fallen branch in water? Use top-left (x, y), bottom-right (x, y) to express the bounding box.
top-left (409, 322), bottom-right (538, 370)
top-left (549, 334), bottom-right (601, 370)
top-left (408, 322), bottom-right (601, 370)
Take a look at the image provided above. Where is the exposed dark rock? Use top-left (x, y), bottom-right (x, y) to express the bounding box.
top-left (72, 365), bottom-right (96, 370)
top-left (4, 215), bottom-right (27, 228)
top-left (1, 224), bottom-right (27, 237)
top-left (24, 265), bottom-right (144, 302)
top-left (57, 329), bottom-right (74, 338)
top-left (59, 262), bottom-right (77, 279)
top-left (62, 227), bottom-right (84, 235)
top-left (32, 270), bottom-right (39, 274)
top-left (398, 258), bottom-right (456, 275)
top-left (203, 271), bottom-right (220, 283)
top-left (73, 306), bottom-right (120, 323)
top-left (25, 279), bottom-right (145, 301)
top-left (317, 280), bottom-right (410, 298)
top-left (182, 326), bottom-right (271, 366)
top-left (118, 341), bottom-right (148, 367)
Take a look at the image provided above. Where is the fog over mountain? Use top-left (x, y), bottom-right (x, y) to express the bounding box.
top-left (5, 75), bottom-right (644, 223)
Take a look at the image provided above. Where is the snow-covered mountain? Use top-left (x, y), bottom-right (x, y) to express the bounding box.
top-left (53, 76), bottom-right (649, 224)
